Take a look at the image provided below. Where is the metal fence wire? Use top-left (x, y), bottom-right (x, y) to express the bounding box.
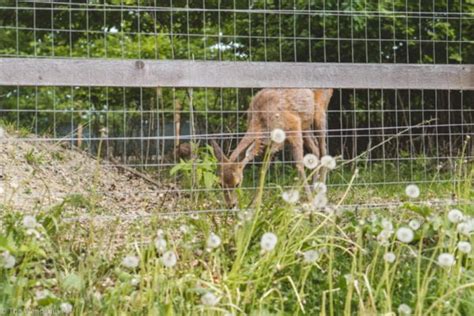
top-left (0, 1), bottom-right (473, 215)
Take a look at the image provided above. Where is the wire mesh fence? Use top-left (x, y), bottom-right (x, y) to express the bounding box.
top-left (0, 1), bottom-right (473, 215)
top-left (1, 0), bottom-right (473, 63)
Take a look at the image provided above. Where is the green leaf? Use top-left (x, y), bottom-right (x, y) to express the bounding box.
top-left (62, 273), bottom-right (83, 291)
top-left (37, 294), bottom-right (60, 307)
top-left (403, 202), bottom-right (432, 217)
top-left (203, 172), bottom-right (217, 189)
top-left (0, 234), bottom-right (17, 253)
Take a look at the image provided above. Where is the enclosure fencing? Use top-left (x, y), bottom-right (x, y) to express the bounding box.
top-left (0, 0), bottom-right (473, 216)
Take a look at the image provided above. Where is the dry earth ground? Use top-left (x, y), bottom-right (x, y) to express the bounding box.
top-left (0, 131), bottom-right (179, 219)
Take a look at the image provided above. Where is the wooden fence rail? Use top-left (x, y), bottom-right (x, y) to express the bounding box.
top-left (0, 58), bottom-right (473, 90)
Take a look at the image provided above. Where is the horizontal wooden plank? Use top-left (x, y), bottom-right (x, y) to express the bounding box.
top-left (0, 58), bottom-right (473, 90)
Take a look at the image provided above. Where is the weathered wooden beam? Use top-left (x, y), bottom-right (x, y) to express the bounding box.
top-left (0, 58), bottom-right (473, 90)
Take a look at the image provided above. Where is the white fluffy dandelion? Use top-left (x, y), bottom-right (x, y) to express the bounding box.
top-left (447, 209), bottom-right (464, 224)
top-left (396, 227), bottom-right (414, 243)
top-left (22, 215), bottom-right (38, 229)
top-left (312, 192), bottom-right (328, 209)
top-left (130, 277), bottom-right (140, 286)
top-left (320, 155), bottom-right (336, 170)
top-left (437, 253), bottom-right (455, 268)
top-left (303, 154), bottom-right (319, 169)
top-left (154, 238), bottom-right (167, 253)
top-left (270, 128), bottom-right (286, 144)
top-left (35, 290), bottom-right (48, 300)
top-left (161, 251), bottom-right (177, 268)
top-left (282, 190), bottom-right (300, 204)
top-left (398, 304), bottom-right (412, 315)
top-left (313, 182), bottom-right (327, 193)
top-left (457, 241), bottom-right (472, 254)
top-left (409, 219), bottom-right (421, 231)
top-left (122, 255), bottom-right (139, 269)
top-left (405, 184), bottom-right (420, 198)
top-left (201, 292), bottom-right (219, 306)
top-left (343, 274), bottom-right (354, 285)
top-left (206, 233), bottom-right (222, 249)
top-left (377, 230), bottom-right (392, 246)
top-left (179, 225), bottom-right (189, 234)
top-left (260, 232), bottom-right (278, 252)
top-left (60, 302), bottom-right (73, 314)
top-left (457, 221), bottom-right (474, 236)
top-left (381, 219), bottom-right (394, 232)
top-left (1, 251), bottom-right (16, 269)
top-left (303, 250), bottom-right (320, 263)
top-left (383, 252), bottom-right (396, 263)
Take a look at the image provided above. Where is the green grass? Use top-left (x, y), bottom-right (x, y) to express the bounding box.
top-left (1, 143), bottom-right (473, 315)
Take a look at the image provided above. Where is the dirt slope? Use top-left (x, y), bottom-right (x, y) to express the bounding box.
top-left (0, 130), bottom-right (176, 217)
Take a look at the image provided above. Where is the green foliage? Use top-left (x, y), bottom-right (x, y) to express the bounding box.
top-left (170, 143), bottom-right (219, 191)
top-left (0, 1), bottom-right (472, 161)
top-left (24, 149), bottom-right (44, 166)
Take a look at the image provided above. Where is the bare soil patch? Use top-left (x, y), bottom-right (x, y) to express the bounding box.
top-left (0, 131), bottom-right (177, 217)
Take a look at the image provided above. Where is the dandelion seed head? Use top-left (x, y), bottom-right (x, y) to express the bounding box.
top-left (409, 219), bottom-right (421, 231)
top-left (457, 241), bottom-right (472, 254)
top-left (93, 291), bottom-right (102, 301)
top-left (156, 229), bottom-right (165, 238)
top-left (405, 184), bottom-right (420, 198)
top-left (303, 250), bottom-right (320, 263)
top-left (26, 228), bottom-right (41, 239)
top-left (99, 127), bottom-right (108, 137)
top-left (270, 128), bottom-right (286, 144)
top-left (320, 155), bottom-right (336, 170)
top-left (312, 192), bottom-right (328, 209)
top-left (437, 253), bottom-right (455, 268)
top-left (377, 229), bottom-right (392, 246)
top-left (154, 238), bottom-right (167, 253)
top-left (457, 221), bottom-right (474, 236)
top-left (1, 251), bottom-right (15, 269)
top-left (130, 277), bottom-right (140, 286)
top-left (383, 252), bottom-right (396, 263)
top-left (22, 215), bottom-right (38, 229)
top-left (206, 233), bottom-right (222, 249)
top-left (381, 219), bottom-right (394, 232)
top-left (313, 182), bottom-right (327, 193)
top-left (303, 154), bottom-right (319, 169)
top-left (260, 232), bottom-right (278, 252)
top-left (161, 251), bottom-right (177, 268)
top-left (396, 227), bottom-right (414, 243)
top-left (282, 190), bottom-right (300, 204)
top-left (378, 229), bottom-right (393, 239)
top-left (60, 302), bottom-right (73, 314)
top-left (179, 225), bottom-right (189, 234)
top-left (299, 202), bottom-right (312, 213)
top-left (343, 274), bottom-right (354, 285)
top-left (122, 255), bottom-right (139, 269)
top-left (201, 292), bottom-right (219, 306)
top-left (398, 304), bottom-right (412, 315)
top-left (368, 213), bottom-right (378, 223)
top-left (35, 290), bottom-right (48, 301)
top-left (447, 209), bottom-right (464, 223)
